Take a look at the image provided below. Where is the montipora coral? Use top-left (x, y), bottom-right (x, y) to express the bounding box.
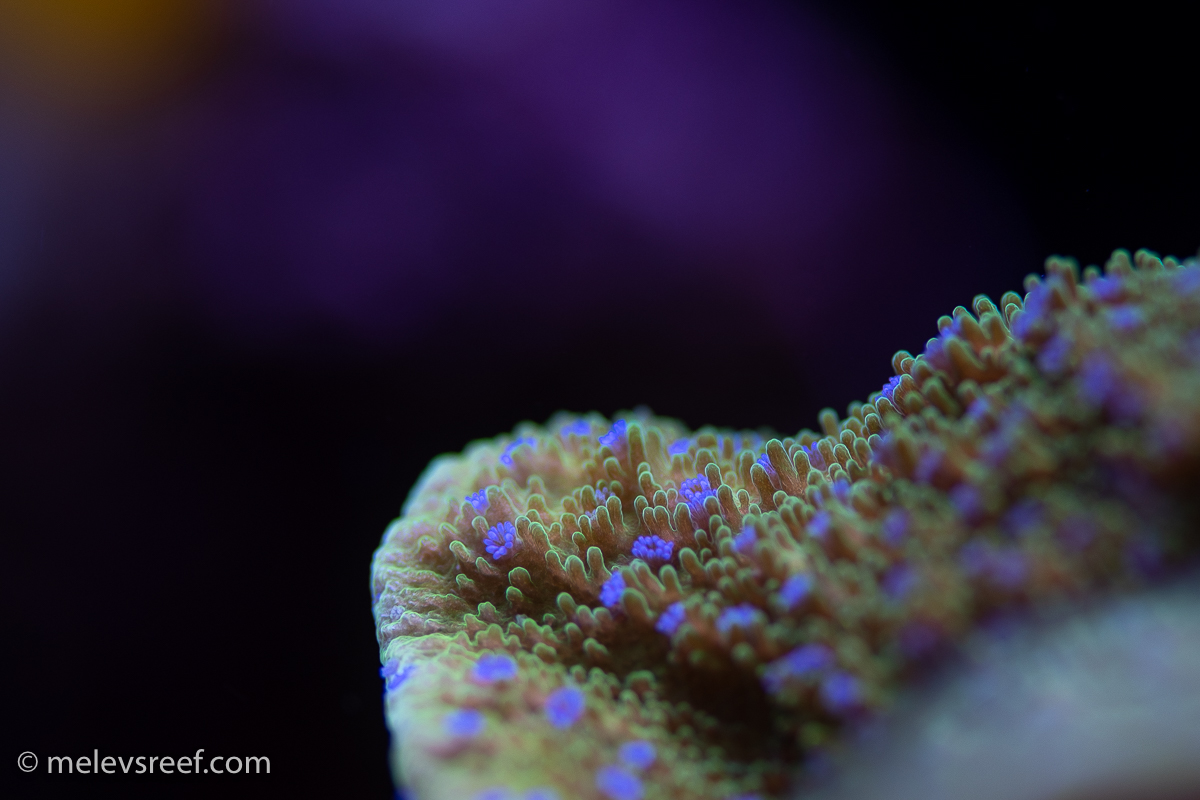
top-left (372, 249), bottom-right (1200, 800)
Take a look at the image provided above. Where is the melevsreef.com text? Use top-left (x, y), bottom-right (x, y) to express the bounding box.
top-left (30, 749), bottom-right (268, 775)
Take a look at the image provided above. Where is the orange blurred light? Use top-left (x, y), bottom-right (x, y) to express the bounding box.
top-left (0, 0), bottom-right (221, 113)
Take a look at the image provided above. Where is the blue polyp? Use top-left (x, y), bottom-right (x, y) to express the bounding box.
top-left (881, 375), bottom-right (902, 403)
top-left (960, 542), bottom-right (1028, 589)
top-left (881, 565), bottom-right (917, 601)
top-left (618, 740), bottom-right (656, 770)
top-left (484, 521), bottom-right (519, 559)
top-left (599, 420), bottom-right (627, 450)
top-left (950, 484), bottom-right (983, 521)
top-left (443, 708), bottom-right (486, 738)
top-left (595, 765), bottom-right (644, 800)
top-left (474, 788), bottom-right (516, 800)
top-left (915, 449), bottom-right (943, 483)
top-left (668, 438), bottom-right (690, 455)
top-left (562, 419), bottom-right (591, 437)
top-left (631, 535), bottom-right (674, 563)
top-left (473, 653), bottom-right (519, 683)
top-left (755, 453), bottom-right (778, 480)
top-left (762, 644), bottom-right (835, 693)
top-left (679, 474), bottom-right (716, 521)
top-left (599, 571), bottom-right (626, 609)
top-left (1037, 334), bottom-right (1073, 373)
top-left (381, 661), bottom-right (416, 694)
top-left (1172, 266), bottom-right (1200, 293)
top-left (1091, 276), bottom-right (1123, 300)
top-left (807, 511), bottom-right (831, 540)
top-left (881, 509), bottom-right (908, 545)
top-left (805, 444), bottom-right (827, 470)
top-left (500, 436), bottom-right (537, 466)
top-left (733, 527), bottom-right (757, 554)
top-left (779, 574), bottom-right (811, 609)
top-left (1108, 306), bottom-right (1145, 331)
top-left (716, 604), bottom-right (760, 634)
top-left (819, 671), bottom-right (861, 713)
top-left (655, 602), bottom-right (686, 636)
top-left (544, 686), bottom-right (586, 729)
top-left (465, 488), bottom-right (490, 513)
top-left (990, 549), bottom-right (1028, 588)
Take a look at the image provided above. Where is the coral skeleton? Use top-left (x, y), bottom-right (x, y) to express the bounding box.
top-left (372, 250), bottom-right (1200, 800)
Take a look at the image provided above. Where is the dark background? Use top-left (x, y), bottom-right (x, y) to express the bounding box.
top-left (3, 1), bottom-right (1196, 797)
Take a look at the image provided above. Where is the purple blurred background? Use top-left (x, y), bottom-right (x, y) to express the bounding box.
top-left (3, 1), bottom-right (1196, 798)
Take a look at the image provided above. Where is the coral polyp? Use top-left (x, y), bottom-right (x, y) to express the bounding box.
top-left (372, 249), bottom-right (1200, 800)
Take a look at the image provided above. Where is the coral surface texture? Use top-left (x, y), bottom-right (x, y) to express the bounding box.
top-left (372, 249), bottom-right (1200, 800)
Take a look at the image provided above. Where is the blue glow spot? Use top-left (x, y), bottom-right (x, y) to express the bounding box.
top-left (808, 511), bottom-right (832, 540)
top-left (779, 574), bottom-right (811, 610)
top-left (1173, 267), bottom-right (1200, 294)
top-left (805, 443), bottom-right (827, 470)
top-left (599, 571), bottom-right (626, 609)
top-left (473, 789), bottom-right (515, 800)
top-left (881, 565), bottom-right (917, 601)
top-left (881, 375), bottom-right (902, 403)
top-left (1024, 284), bottom-right (1052, 321)
top-left (967, 395), bottom-right (993, 422)
top-left (595, 765), bottom-right (643, 800)
top-left (381, 660), bottom-right (416, 693)
top-left (950, 484), bottom-right (983, 521)
top-left (599, 420), bottom-right (627, 450)
top-left (680, 474), bottom-right (716, 521)
top-left (1091, 276), bottom-right (1123, 300)
top-left (733, 527), bottom-right (757, 554)
top-left (990, 550), bottom-right (1028, 588)
top-left (484, 521), bottom-right (519, 559)
top-left (443, 708), bottom-right (486, 738)
top-left (762, 644), bottom-right (835, 694)
top-left (1037, 334), bottom-right (1073, 373)
top-left (500, 437), bottom-right (537, 467)
top-left (473, 654), bottom-right (518, 683)
top-left (960, 542), bottom-right (1028, 589)
top-left (668, 439), bottom-right (690, 456)
top-left (716, 604), bottom-right (760, 634)
top-left (545, 686), bottom-right (586, 729)
top-left (1108, 306), bottom-right (1144, 331)
top-left (881, 509), bottom-right (908, 545)
top-left (820, 671), bottom-right (861, 713)
top-left (562, 420), bottom-right (591, 437)
top-left (585, 484), bottom-right (613, 519)
top-left (465, 488), bottom-right (490, 513)
top-left (655, 602), bottom-right (686, 636)
top-left (631, 535), bottom-right (674, 563)
top-left (618, 740), bottom-right (656, 770)
top-left (525, 789), bottom-right (561, 800)
top-left (1004, 499), bottom-right (1042, 537)
top-left (755, 453), bottom-right (778, 481)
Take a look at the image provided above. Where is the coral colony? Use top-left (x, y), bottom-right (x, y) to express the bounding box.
top-left (372, 249), bottom-right (1200, 800)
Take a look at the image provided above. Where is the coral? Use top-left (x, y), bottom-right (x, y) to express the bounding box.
top-left (371, 249), bottom-right (1200, 800)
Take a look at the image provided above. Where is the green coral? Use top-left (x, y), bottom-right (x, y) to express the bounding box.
top-left (372, 249), bottom-right (1200, 800)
